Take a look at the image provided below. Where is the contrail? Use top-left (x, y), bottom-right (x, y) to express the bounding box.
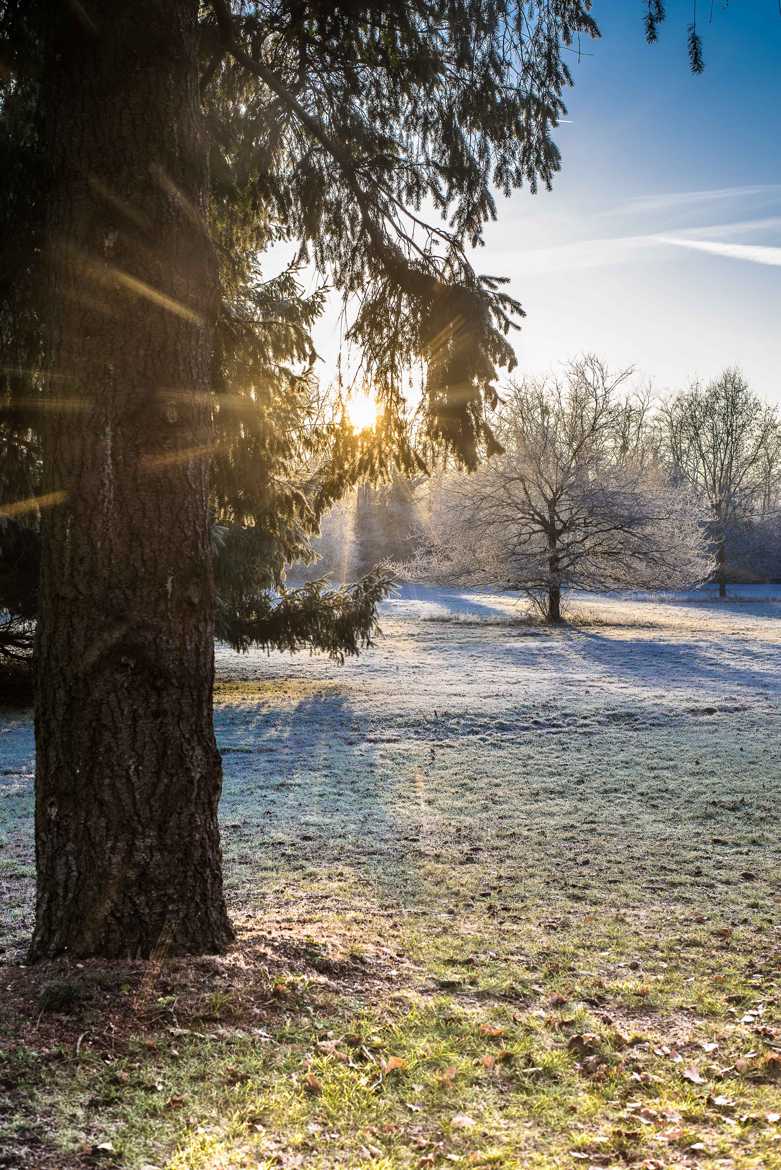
top-left (655, 236), bottom-right (781, 268)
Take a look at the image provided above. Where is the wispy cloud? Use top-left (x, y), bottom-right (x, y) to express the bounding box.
top-left (512, 218), bottom-right (781, 276)
top-left (655, 237), bottom-right (781, 268)
top-left (682, 216), bottom-right (781, 240)
top-left (605, 184), bottom-right (781, 217)
top-left (514, 233), bottom-right (656, 276)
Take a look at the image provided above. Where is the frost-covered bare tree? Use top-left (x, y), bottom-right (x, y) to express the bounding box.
top-left (403, 357), bottom-right (712, 621)
top-left (755, 421), bottom-right (781, 520)
top-left (659, 369), bottom-right (779, 596)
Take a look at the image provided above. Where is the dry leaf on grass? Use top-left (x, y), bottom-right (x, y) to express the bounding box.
top-left (708, 1094), bottom-right (734, 1110)
top-left (568, 1033), bottom-right (602, 1059)
top-left (451, 1113), bottom-right (477, 1130)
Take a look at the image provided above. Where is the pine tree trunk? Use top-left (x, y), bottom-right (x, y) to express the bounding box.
top-left (30, 1), bottom-right (233, 959)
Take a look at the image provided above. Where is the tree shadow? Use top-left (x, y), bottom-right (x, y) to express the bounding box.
top-left (215, 687), bottom-right (430, 922)
top-left (562, 628), bottom-right (780, 697)
top-left (383, 583), bottom-right (524, 623)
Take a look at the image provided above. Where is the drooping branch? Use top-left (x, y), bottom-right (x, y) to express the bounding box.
top-left (208, 0), bottom-right (528, 466)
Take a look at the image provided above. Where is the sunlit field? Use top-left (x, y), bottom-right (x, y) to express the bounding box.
top-left (1, 587), bottom-right (779, 1169)
top-left (3, 3), bottom-right (781, 1168)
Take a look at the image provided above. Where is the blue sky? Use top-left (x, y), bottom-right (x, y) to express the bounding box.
top-left (298, 4), bottom-right (781, 406)
top-left (475, 1), bottom-right (781, 402)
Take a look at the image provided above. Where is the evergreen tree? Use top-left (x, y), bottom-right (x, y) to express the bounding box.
top-left (0, 0), bottom-right (732, 959)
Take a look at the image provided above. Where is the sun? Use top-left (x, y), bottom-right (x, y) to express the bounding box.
top-left (345, 390), bottom-right (379, 432)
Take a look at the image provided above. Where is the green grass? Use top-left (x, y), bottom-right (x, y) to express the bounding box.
top-left (2, 876), bottom-right (780, 1170)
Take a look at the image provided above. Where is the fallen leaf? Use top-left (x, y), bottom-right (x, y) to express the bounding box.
top-left (90, 1145), bottom-right (115, 1160)
top-left (581, 1054), bottom-right (607, 1077)
top-left (479, 1024), bottom-right (506, 1039)
top-left (451, 1113), bottom-right (476, 1130)
top-left (568, 1033), bottom-right (601, 1059)
top-left (766, 1112), bottom-right (780, 1124)
top-left (682, 1067), bottom-right (707, 1085)
top-left (382, 1055), bottom-right (407, 1075)
top-left (304, 1070), bottom-right (322, 1094)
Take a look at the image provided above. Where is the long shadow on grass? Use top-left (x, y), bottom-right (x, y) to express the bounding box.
top-left (566, 630), bottom-right (781, 698)
top-left (216, 688), bottom-right (430, 917)
top-left (461, 620), bottom-right (780, 705)
top-left (384, 583), bottom-right (524, 623)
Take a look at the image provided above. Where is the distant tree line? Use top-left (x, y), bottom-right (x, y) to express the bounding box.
top-left (333, 360), bottom-right (780, 622)
top-left (658, 369), bottom-right (780, 596)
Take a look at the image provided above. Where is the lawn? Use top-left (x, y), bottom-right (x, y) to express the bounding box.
top-left (1, 587), bottom-right (780, 1169)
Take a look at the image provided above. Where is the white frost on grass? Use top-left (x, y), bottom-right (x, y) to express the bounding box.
top-left (212, 585), bottom-right (780, 927)
top-left (0, 586), bottom-right (779, 953)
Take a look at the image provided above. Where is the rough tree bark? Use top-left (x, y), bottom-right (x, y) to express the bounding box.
top-left (30, 1), bottom-right (234, 959)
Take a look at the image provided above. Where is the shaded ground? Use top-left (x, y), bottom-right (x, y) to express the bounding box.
top-left (0, 588), bottom-right (779, 1169)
